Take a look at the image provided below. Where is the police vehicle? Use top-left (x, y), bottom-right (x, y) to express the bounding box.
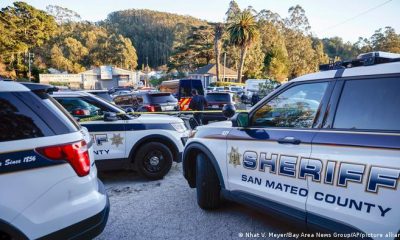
top-left (51, 91), bottom-right (189, 180)
top-left (183, 52), bottom-right (400, 239)
top-left (0, 81), bottom-right (109, 239)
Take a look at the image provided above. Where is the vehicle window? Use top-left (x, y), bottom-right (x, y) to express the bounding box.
top-left (251, 82), bottom-right (328, 128)
top-left (206, 94), bottom-right (231, 102)
top-left (148, 93), bottom-right (177, 103)
top-left (333, 78), bottom-right (400, 131)
top-left (0, 93), bottom-right (53, 142)
top-left (56, 97), bottom-right (101, 116)
top-left (137, 95), bottom-right (144, 105)
top-left (115, 95), bottom-right (133, 106)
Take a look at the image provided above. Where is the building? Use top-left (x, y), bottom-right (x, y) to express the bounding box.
top-left (188, 64), bottom-right (238, 87)
top-left (40, 66), bottom-right (139, 90)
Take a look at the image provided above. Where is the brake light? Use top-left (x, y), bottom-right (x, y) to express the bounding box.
top-left (36, 140), bottom-right (90, 177)
top-left (72, 109), bottom-right (90, 116)
top-left (145, 105), bottom-right (155, 112)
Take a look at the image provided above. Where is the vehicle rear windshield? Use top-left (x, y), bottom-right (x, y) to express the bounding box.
top-left (206, 94), bottom-right (231, 102)
top-left (180, 80), bottom-right (204, 97)
top-left (0, 91), bottom-right (80, 142)
top-left (148, 93), bottom-right (177, 104)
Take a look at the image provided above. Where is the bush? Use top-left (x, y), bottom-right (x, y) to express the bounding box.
top-left (209, 81), bottom-right (245, 87)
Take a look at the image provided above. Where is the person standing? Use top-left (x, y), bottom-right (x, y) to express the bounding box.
top-left (189, 89), bottom-right (207, 125)
top-left (251, 92), bottom-right (259, 106)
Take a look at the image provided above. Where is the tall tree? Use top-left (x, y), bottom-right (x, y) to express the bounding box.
top-left (225, 0), bottom-right (241, 23)
top-left (370, 27), bottom-right (400, 53)
top-left (227, 10), bottom-right (259, 83)
top-left (46, 5), bottom-right (81, 24)
top-left (168, 25), bottom-right (214, 72)
top-left (213, 23), bottom-right (224, 81)
top-left (0, 1), bottom-right (57, 78)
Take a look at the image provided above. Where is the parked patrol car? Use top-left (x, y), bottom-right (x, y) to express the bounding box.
top-left (52, 91), bottom-right (189, 180)
top-left (183, 52), bottom-right (400, 239)
top-left (0, 82), bottom-right (109, 239)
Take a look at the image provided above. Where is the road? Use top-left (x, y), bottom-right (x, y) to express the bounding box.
top-left (96, 163), bottom-right (304, 240)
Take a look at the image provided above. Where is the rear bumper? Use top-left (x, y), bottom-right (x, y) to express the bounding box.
top-left (39, 179), bottom-right (110, 240)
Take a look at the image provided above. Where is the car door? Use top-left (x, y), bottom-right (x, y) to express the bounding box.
top-left (226, 80), bottom-right (332, 222)
top-left (55, 96), bottom-right (127, 162)
top-left (307, 77), bottom-right (400, 236)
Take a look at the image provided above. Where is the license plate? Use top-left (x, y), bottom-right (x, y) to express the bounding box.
top-left (162, 106), bottom-right (174, 111)
top-left (212, 105), bottom-right (219, 109)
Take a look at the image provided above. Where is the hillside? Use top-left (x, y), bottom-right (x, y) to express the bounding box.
top-left (104, 9), bottom-right (209, 68)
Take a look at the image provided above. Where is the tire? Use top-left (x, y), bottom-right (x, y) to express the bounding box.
top-left (196, 153), bottom-right (221, 209)
top-left (134, 142), bottom-right (173, 180)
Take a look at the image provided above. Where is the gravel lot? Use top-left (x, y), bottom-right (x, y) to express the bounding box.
top-left (96, 163), bottom-right (304, 240)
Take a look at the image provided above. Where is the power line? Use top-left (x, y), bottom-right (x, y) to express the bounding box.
top-left (321, 0), bottom-right (393, 32)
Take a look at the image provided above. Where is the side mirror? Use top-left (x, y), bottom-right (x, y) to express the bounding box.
top-left (125, 107), bottom-right (135, 113)
top-left (222, 104), bottom-right (236, 119)
top-left (104, 112), bottom-right (118, 122)
top-left (232, 112), bottom-right (249, 128)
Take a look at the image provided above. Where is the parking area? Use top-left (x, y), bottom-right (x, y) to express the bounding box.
top-left (96, 163), bottom-right (298, 240)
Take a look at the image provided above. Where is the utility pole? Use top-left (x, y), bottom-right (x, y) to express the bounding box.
top-left (27, 52), bottom-right (34, 81)
top-left (223, 52), bottom-right (226, 82)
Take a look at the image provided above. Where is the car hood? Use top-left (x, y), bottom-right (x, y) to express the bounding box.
top-left (204, 120), bottom-right (232, 127)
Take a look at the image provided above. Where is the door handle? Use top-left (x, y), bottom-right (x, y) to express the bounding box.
top-left (277, 137), bottom-right (301, 145)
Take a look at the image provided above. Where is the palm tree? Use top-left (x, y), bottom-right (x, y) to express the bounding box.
top-left (227, 10), bottom-right (259, 83)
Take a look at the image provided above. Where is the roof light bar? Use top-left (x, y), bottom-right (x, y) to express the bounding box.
top-left (319, 51), bottom-right (400, 71)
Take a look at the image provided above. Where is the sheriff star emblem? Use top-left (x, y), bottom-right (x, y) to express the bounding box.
top-left (228, 147), bottom-right (241, 167)
top-left (110, 134), bottom-right (123, 147)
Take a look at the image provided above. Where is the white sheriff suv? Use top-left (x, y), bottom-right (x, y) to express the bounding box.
top-left (183, 52), bottom-right (400, 239)
top-left (0, 82), bottom-right (109, 239)
top-left (52, 91), bottom-right (189, 180)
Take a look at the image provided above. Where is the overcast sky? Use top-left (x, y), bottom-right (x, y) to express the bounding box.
top-left (1, 0), bottom-right (399, 43)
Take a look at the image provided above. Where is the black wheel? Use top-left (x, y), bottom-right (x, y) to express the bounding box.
top-left (196, 153), bottom-right (221, 209)
top-left (134, 142), bottom-right (173, 180)
top-left (0, 232), bottom-right (10, 240)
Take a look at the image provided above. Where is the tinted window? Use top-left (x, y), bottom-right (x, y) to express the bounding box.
top-left (15, 91), bottom-right (80, 134)
top-left (206, 94), bottom-right (231, 102)
top-left (148, 93), bottom-right (177, 104)
top-left (114, 94), bottom-right (134, 106)
top-left (334, 78), bottom-right (400, 131)
top-left (0, 93), bottom-right (53, 142)
top-left (251, 82), bottom-right (328, 128)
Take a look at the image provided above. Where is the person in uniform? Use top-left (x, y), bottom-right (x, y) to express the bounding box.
top-left (189, 89), bottom-right (207, 125)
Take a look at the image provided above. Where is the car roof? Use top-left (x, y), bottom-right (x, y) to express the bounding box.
top-left (292, 61), bottom-right (400, 83)
top-left (0, 81), bottom-right (30, 92)
top-left (52, 91), bottom-right (93, 97)
top-left (84, 90), bottom-right (109, 93)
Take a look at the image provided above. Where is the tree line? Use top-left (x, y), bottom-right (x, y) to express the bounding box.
top-left (0, 1), bottom-right (399, 82)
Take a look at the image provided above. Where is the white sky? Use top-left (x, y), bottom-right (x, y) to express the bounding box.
top-left (1, 0), bottom-right (399, 43)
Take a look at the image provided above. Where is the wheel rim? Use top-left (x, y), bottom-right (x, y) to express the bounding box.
top-left (143, 150), bottom-right (165, 173)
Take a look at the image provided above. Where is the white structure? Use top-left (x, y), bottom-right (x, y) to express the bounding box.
top-left (40, 66), bottom-right (139, 90)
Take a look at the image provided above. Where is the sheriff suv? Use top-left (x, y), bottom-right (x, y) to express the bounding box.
top-left (52, 91), bottom-right (189, 180)
top-left (0, 82), bottom-right (109, 240)
top-left (183, 52), bottom-right (400, 239)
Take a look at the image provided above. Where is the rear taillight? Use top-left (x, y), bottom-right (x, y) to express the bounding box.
top-left (145, 105), bottom-right (156, 112)
top-left (36, 140), bottom-right (90, 177)
top-left (72, 109), bottom-right (90, 116)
